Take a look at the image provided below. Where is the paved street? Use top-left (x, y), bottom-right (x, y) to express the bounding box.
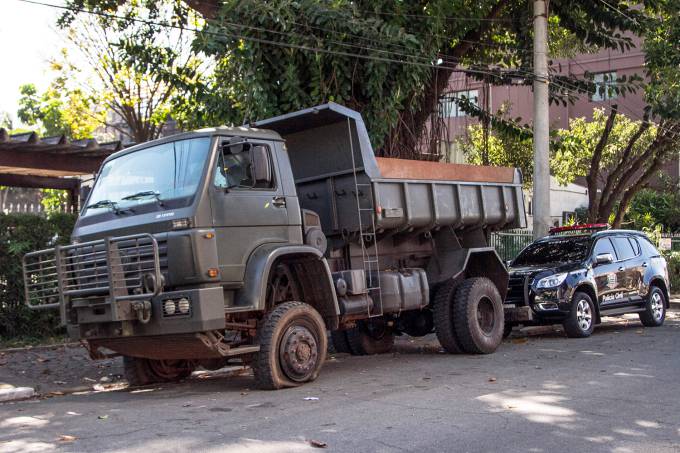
top-left (2, 309), bottom-right (680, 453)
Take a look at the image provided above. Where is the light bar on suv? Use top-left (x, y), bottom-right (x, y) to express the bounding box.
top-left (549, 223), bottom-right (610, 235)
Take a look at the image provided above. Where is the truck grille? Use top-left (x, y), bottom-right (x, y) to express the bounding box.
top-left (23, 234), bottom-right (162, 310)
top-left (506, 274), bottom-right (529, 306)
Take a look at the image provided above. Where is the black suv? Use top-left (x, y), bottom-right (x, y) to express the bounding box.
top-left (505, 225), bottom-right (670, 338)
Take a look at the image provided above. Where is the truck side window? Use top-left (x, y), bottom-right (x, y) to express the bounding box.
top-left (214, 143), bottom-right (274, 190)
top-left (593, 238), bottom-right (617, 260)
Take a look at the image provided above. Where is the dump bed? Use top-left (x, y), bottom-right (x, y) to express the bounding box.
top-left (255, 103), bottom-right (526, 237)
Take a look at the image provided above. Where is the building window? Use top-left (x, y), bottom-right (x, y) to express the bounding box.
top-left (591, 71), bottom-right (617, 102)
top-left (440, 89), bottom-right (479, 118)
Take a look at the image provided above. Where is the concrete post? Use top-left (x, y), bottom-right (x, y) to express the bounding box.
top-left (532, 0), bottom-right (551, 239)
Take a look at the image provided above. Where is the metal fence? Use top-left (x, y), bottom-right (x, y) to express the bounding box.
top-left (490, 229), bottom-right (533, 262)
top-left (1, 202), bottom-right (75, 215)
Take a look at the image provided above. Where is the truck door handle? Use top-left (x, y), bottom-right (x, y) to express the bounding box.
top-left (272, 196), bottom-right (286, 208)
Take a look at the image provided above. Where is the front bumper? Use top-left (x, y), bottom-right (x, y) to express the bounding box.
top-left (505, 273), bottom-right (572, 323)
top-left (23, 233), bottom-right (226, 341)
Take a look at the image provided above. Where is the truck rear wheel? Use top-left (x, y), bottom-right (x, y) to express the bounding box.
top-left (433, 279), bottom-right (463, 353)
top-left (123, 356), bottom-right (194, 386)
top-left (436, 277), bottom-right (504, 354)
top-left (330, 330), bottom-right (351, 354)
top-left (345, 319), bottom-right (395, 355)
top-left (253, 301), bottom-right (327, 390)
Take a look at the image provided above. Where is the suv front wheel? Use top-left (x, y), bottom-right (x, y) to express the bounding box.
top-left (563, 292), bottom-right (595, 338)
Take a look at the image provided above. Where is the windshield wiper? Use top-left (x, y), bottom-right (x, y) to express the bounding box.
top-left (85, 199), bottom-right (121, 214)
top-left (121, 190), bottom-right (164, 206)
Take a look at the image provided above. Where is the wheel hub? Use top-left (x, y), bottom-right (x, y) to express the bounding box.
top-left (279, 325), bottom-right (318, 382)
top-left (576, 299), bottom-right (592, 331)
top-left (651, 293), bottom-right (664, 321)
top-left (477, 297), bottom-right (496, 335)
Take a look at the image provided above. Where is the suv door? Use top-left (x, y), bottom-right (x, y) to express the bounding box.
top-left (209, 138), bottom-right (290, 282)
top-left (592, 237), bottom-right (625, 308)
top-left (621, 236), bottom-right (645, 304)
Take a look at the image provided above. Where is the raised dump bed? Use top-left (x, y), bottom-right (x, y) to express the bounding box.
top-left (255, 102), bottom-right (526, 237)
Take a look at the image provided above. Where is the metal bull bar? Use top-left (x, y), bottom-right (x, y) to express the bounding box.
top-left (22, 233), bottom-right (163, 323)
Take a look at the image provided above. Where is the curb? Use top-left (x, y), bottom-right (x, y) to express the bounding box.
top-left (0, 386), bottom-right (35, 402)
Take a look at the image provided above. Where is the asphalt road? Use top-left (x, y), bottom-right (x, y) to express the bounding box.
top-left (2, 310), bottom-right (680, 453)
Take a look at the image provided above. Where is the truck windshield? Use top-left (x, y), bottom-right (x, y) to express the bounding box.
top-left (512, 236), bottom-right (592, 266)
top-left (84, 137), bottom-right (211, 216)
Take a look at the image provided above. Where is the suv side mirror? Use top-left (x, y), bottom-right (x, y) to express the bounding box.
top-left (594, 253), bottom-right (614, 265)
top-left (251, 145), bottom-right (272, 186)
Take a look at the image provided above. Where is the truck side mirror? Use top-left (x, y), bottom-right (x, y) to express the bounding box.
top-left (251, 145), bottom-right (272, 187)
top-left (594, 253), bottom-right (614, 265)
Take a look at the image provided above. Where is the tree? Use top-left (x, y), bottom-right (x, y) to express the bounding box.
top-left (60, 2), bottom-right (205, 143)
top-left (16, 58), bottom-right (101, 140)
top-left (62, 0), bottom-right (646, 157)
top-left (456, 106), bottom-right (533, 186)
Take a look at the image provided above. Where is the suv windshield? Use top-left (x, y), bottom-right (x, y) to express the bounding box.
top-left (84, 137), bottom-right (211, 216)
top-left (513, 236), bottom-right (592, 266)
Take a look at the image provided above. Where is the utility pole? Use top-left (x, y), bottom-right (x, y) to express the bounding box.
top-left (532, 0), bottom-right (551, 239)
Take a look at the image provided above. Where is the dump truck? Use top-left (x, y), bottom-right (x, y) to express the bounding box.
top-left (23, 103), bottom-right (526, 389)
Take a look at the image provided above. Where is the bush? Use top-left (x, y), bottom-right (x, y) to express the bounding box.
top-left (626, 189), bottom-right (680, 233)
top-left (663, 251), bottom-right (680, 293)
top-left (0, 212), bottom-right (76, 340)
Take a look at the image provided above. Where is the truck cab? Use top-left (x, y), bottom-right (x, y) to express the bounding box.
top-left (24, 103), bottom-right (526, 389)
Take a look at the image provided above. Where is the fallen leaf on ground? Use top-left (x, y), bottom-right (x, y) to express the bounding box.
top-left (512, 338), bottom-right (528, 344)
top-left (303, 397), bottom-right (319, 401)
top-left (308, 439), bottom-right (327, 448)
top-left (488, 377), bottom-right (497, 383)
top-left (53, 380), bottom-right (66, 385)
top-left (49, 391), bottom-right (64, 396)
top-left (66, 411), bottom-right (80, 416)
top-left (98, 415), bottom-right (108, 420)
top-left (83, 377), bottom-right (96, 383)
top-left (36, 357), bottom-right (50, 363)
top-left (58, 435), bottom-right (77, 442)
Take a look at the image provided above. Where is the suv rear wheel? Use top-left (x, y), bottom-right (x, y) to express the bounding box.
top-left (639, 286), bottom-right (666, 327)
top-left (563, 292), bottom-right (595, 338)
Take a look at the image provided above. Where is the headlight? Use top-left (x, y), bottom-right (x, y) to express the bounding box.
top-left (535, 272), bottom-right (568, 289)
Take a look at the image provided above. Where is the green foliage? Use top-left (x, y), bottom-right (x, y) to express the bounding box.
top-left (456, 104), bottom-right (533, 186)
top-left (662, 251), bottom-right (680, 290)
top-left (0, 213), bottom-right (76, 340)
top-left (625, 189), bottom-right (680, 233)
top-left (16, 68), bottom-right (101, 140)
top-left (552, 109), bottom-right (658, 186)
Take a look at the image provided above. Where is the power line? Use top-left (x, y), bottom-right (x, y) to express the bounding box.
top-left (598, 0), bottom-right (639, 25)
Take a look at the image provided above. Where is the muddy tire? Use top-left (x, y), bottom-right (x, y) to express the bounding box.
top-left (563, 291), bottom-right (595, 338)
top-left (330, 330), bottom-right (351, 354)
top-left (433, 279), bottom-right (463, 353)
top-left (253, 301), bottom-right (327, 390)
top-left (451, 277), bottom-right (504, 354)
top-left (345, 319), bottom-right (395, 355)
top-left (639, 286), bottom-right (666, 327)
top-left (123, 356), bottom-right (194, 386)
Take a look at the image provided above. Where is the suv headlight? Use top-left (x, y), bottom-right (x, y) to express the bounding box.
top-left (535, 272), bottom-right (568, 289)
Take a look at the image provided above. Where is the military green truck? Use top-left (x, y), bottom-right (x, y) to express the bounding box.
top-left (23, 103), bottom-right (526, 389)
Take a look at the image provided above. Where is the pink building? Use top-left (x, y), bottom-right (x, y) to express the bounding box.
top-left (441, 40), bottom-right (678, 185)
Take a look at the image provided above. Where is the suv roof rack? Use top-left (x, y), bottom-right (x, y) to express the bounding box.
top-left (549, 223), bottom-right (610, 236)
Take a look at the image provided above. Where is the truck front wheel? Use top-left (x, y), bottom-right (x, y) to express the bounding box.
top-left (123, 356), bottom-right (194, 386)
top-left (253, 301), bottom-right (327, 390)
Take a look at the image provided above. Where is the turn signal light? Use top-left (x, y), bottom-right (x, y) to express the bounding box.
top-left (204, 232), bottom-right (215, 239)
top-left (207, 268), bottom-right (219, 278)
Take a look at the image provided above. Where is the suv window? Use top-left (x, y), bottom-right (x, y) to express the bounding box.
top-left (628, 237), bottom-right (641, 256)
top-left (593, 238), bottom-right (617, 260)
top-left (612, 236), bottom-right (636, 261)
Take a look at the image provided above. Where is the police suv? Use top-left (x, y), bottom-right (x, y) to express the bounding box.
top-left (505, 224), bottom-right (670, 338)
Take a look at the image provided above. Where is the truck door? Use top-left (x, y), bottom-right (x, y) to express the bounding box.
top-left (611, 236), bottom-right (644, 305)
top-left (592, 237), bottom-right (625, 308)
top-left (209, 138), bottom-right (290, 282)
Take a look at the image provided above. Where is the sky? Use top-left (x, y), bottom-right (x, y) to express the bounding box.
top-left (0, 0), bottom-right (67, 127)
